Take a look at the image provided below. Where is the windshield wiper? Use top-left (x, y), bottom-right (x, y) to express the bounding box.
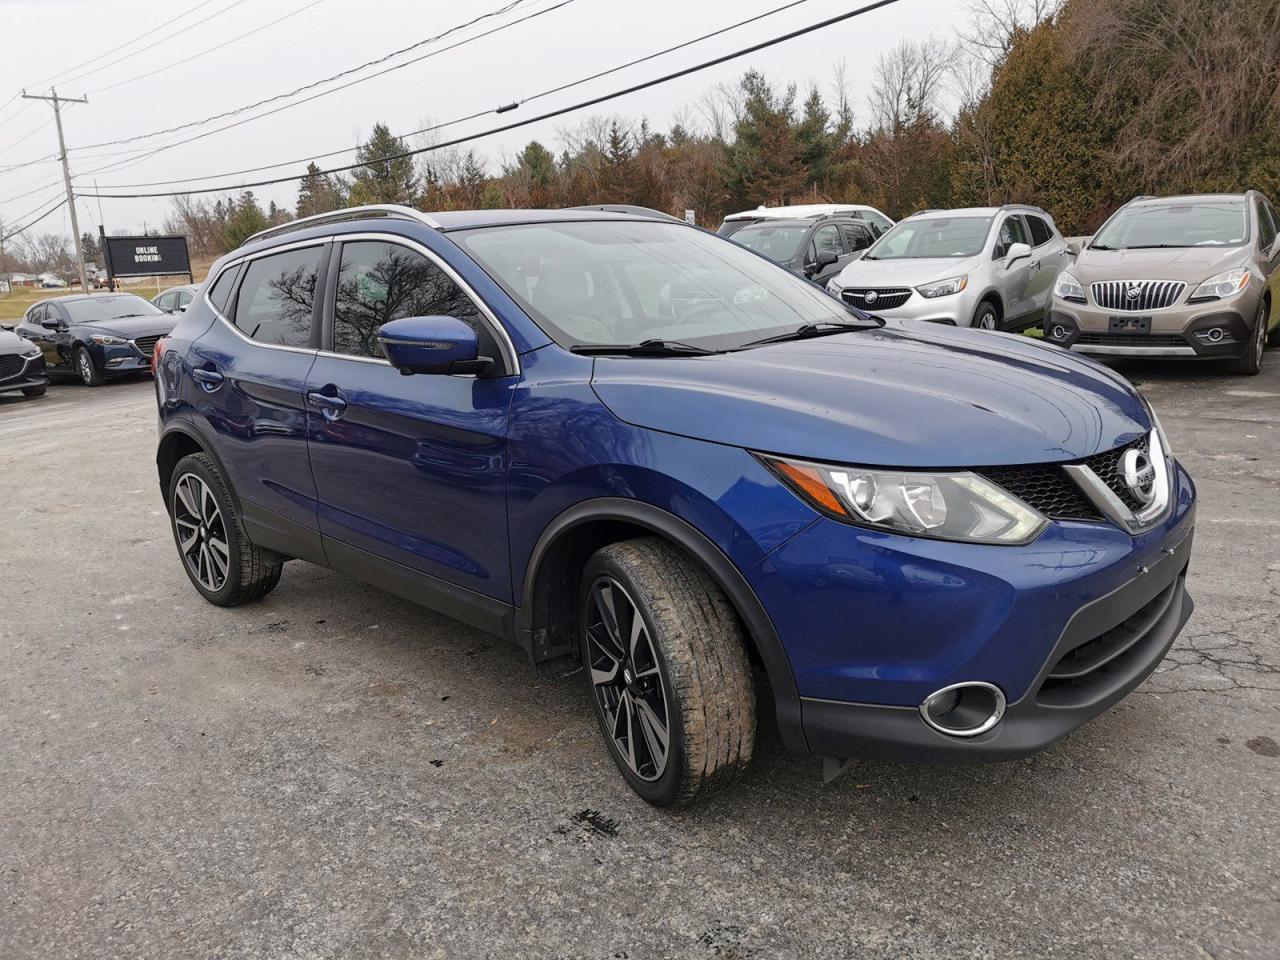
top-left (1123, 244), bottom-right (1193, 249)
top-left (1088, 243), bottom-right (1115, 250)
top-left (738, 320), bottom-right (876, 349)
top-left (570, 338), bottom-right (716, 357)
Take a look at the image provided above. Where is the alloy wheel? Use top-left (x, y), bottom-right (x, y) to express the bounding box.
top-left (585, 576), bottom-right (671, 781)
top-left (172, 473), bottom-right (230, 592)
top-left (78, 352), bottom-right (93, 384)
top-left (1254, 303), bottom-right (1267, 366)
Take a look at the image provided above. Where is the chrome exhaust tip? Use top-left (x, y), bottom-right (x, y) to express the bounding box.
top-left (919, 682), bottom-right (1006, 737)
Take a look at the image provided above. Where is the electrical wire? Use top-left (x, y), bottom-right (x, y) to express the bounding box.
top-left (67, 0), bottom-right (541, 154)
top-left (87, 0), bottom-right (331, 97)
top-left (79, 0), bottom-right (905, 200)
top-left (87, 0), bottom-right (815, 190)
top-left (0, 197), bottom-right (68, 244)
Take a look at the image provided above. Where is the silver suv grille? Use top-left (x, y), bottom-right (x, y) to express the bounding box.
top-left (841, 288), bottom-right (912, 310)
top-left (1091, 280), bottom-right (1186, 312)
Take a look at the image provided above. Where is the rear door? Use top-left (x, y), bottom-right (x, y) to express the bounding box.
top-left (1024, 214), bottom-right (1069, 318)
top-left (304, 236), bottom-right (519, 607)
top-left (1255, 198), bottom-right (1280, 333)
top-left (185, 242), bottom-right (328, 561)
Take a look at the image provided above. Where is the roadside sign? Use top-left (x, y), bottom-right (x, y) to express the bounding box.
top-left (684, 209), bottom-right (696, 225)
top-left (102, 234), bottom-right (193, 280)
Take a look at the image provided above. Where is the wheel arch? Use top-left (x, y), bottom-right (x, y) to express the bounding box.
top-left (156, 421), bottom-right (238, 509)
top-left (516, 497), bottom-right (807, 753)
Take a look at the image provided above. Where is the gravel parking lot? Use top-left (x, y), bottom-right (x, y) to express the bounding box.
top-left (1, 359), bottom-right (1277, 960)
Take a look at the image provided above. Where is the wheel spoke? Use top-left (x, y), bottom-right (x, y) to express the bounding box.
top-left (175, 518), bottom-right (200, 552)
top-left (634, 696), bottom-right (669, 760)
top-left (175, 477), bottom-right (199, 517)
top-left (622, 692), bottom-right (637, 773)
top-left (200, 482), bottom-right (218, 526)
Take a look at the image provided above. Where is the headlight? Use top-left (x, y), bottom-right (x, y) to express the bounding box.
top-left (759, 454), bottom-right (1048, 545)
top-left (915, 275), bottom-right (968, 299)
top-left (825, 278), bottom-right (842, 295)
top-left (1054, 271), bottom-right (1087, 303)
top-left (89, 334), bottom-right (128, 345)
top-left (21, 343), bottom-right (40, 357)
top-left (1189, 268), bottom-right (1250, 302)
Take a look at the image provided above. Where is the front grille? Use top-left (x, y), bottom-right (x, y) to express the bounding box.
top-left (841, 287), bottom-right (912, 311)
top-left (977, 464), bottom-right (1102, 521)
top-left (132, 335), bottom-right (162, 357)
top-left (0, 353), bottom-right (27, 379)
top-left (1091, 280), bottom-right (1186, 312)
top-left (1081, 434), bottom-right (1150, 511)
top-left (1076, 333), bottom-right (1188, 348)
top-left (1037, 575), bottom-right (1182, 707)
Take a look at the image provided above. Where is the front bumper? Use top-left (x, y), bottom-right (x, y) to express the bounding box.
top-left (835, 285), bottom-right (978, 326)
top-left (0, 354), bottom-right (48, 394)
top-left (1046, 290), bottom-right (1260, 358)
top-left (746, 460), bottom-right (1196, 761)
top-left (95, 341), bottom-right (154, 376)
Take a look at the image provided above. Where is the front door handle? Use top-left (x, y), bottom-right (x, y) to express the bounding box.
top-left (307, 389), bottom-right (348, 421)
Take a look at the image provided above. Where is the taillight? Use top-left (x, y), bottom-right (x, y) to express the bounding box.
top-left (151, 336), bottom-right (169, 377)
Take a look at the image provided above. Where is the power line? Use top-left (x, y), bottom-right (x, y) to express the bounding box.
top-left (25, 0), bottom-right (219, 90)
top-left (88, 0), bottom-right (331, 97)
top-left (89, 0), bottom-right (815, 191)
top-left (67, 0), bottom-right (542, 154)
top-left (58, 0), bottom-right (254, 89)
top-left (79, 0), bottom-right (906, 201)
top-left (0, 198), bottom-right (67, 245)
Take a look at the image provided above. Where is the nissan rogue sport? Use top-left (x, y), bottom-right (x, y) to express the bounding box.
top-left (1046, 192), bottom-right (1280, 374)
top-left (154, 205), bottom-right (1196, 807)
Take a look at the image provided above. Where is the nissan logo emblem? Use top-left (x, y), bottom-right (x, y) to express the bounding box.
top-left (1121, 448), bottom-right (1157, 505)
top-left (864, 290), bottom-right (878, 304)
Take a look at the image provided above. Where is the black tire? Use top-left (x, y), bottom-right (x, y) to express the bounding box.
top-left (167, 452), bottom-right (282, 606)
top-left (21, 384), bottom-right (46, 397)
top-left (1230, 300), bottom-right (1268, 376)
top-left (972, 301), bottom-right (999, 331)
top-left (580, 538), bottom-right (755, 807)
top-left (74, 345), bottom-right (104, 386)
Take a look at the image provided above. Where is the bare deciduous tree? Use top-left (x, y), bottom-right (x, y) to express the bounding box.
top-left (959, 0), bottom-right (1061, 66)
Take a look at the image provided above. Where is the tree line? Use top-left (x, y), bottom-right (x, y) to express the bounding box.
top-left (5, 0), bottom-right (1277, 273)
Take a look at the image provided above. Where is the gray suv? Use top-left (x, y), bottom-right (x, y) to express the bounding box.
top-left (1045, 192), bottom-right (1280, 375)
top-left (825, 205), bottom-right (1071, 331)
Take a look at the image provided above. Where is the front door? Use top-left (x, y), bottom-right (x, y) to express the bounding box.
top-left (305, 237), bottom-right (518, 604)
top-left (18, 304), bottom-right (73, 374)
top-left (994, 215), bottom-right (1035, 325)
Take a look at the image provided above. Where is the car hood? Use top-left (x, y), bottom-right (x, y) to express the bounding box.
top-left (1074, 244), bottom-right (1247, 282)
top-left (590, 325), bottom-right (1150, 467)
top-left (0, 328), bottom-right (35, 354)
top-left (833, 255), bottom-right (981, 288)
top-left (78, 315), bottom-right (176, 338)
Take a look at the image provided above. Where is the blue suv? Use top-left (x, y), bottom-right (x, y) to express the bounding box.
top-left (154, 205), bottom-right (1196, 807)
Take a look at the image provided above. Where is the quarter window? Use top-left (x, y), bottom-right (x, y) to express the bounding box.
top-left (207, 263), bottom-right (242, 313)
top-left (232, 247), bottom-right (322, 348)
top-left (332, 240), bottom-right (491, 360)
top-left (994, 216), bottom-right (1030, 259)
top-left (1256, 200), bottom-right (1277, 249)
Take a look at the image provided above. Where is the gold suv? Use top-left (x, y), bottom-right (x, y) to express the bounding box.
top-left (1045, 192), bottom-right (1280, 375)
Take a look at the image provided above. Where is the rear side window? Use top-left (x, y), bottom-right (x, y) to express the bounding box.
top-left (863, 211), bottom-right (893, 234)
top-left (839, 223), bottom-right (872, 250)
top-left (207, 263), bottom-right (242, 313)
top-left (233, 248), bottom-right (322, 348)
top-left (1026, 215), bottom-right (1054, 247)
top-left (332, 240), bottom-right (491, 360)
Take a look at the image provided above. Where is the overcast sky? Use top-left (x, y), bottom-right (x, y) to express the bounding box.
top-left (0, 0), bottom-right (972, 238)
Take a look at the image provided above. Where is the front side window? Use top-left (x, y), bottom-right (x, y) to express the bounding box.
top-left (155, 292), bottom-right (174, 310)
top-left (233, 247), bottom-right (322, 348)
top-left (331, 240), bottom-right (490, 359)
top-left (808, 225), bottom-right (842, 263)
top-left (994, 216), bottom-right (1029, 259)
top-left (453, 220), bottom-right (864, 351)
top-left (175, 291), bottom-right (193, 308)
top-left (1092, 201), bottom-right (1248, 250)
top-left (865, 216), bottom-right (993, 261)
top-left (731, 223), bottom-right (809, 263)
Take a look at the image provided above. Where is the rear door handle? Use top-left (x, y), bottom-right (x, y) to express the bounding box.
top-left (307, 390), bottom-right (347, 420)
top-left (192, 368), bottom-right (224, 391)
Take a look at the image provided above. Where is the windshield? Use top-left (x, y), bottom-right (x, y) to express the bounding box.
top-left (730, 223), bottom-right (809, 262)
top-left (62, 295), bottom-right (163, 324)
top-left (453, 220), bottom-right (864, 351)
top-left (1091, 201), bottom-right (1248, 249)
top-left (866, 216), bottom-right (992, 260)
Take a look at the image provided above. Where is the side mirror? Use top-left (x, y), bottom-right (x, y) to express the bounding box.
top-left (1065, 239), bottom-right (1082, 257)
top-left (1006, 242), bottom-right (1032, 266)
top-left (41, 317), bottom-right (61, 329)
top-left (377, 315), bottom-right (490, 376)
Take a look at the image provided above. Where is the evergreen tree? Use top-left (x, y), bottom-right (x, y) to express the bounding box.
top-left (223, 191), bottom-right (270, 249)
top-left (723, 71), bottom-right (806, 208)
top-left (346, 124), bottom-right (418, 205)
top-left (296, 162), bottom-right (343, 218)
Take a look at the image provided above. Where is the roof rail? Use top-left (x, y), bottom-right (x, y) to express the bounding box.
top-left (245, 204), bottom-right (442, 245)
top-left (1130, 195), bottom-right (1156, 203)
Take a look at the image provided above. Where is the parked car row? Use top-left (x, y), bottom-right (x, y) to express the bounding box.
top-left (725, 191), bottom-right (1278, 375)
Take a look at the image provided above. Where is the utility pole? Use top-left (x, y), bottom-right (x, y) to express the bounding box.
top-left (21, 87), bottom-right (89, 294)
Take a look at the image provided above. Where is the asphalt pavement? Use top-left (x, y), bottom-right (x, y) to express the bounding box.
top-left (1, 357), bottom-right (1277, 959)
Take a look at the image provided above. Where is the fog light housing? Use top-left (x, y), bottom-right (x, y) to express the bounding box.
top-left (1198, 327), bottom-right (1225, 343)
top-left (919, 682), bottom-right (1006, 737)
top-left (1050, 324), bottom-right (1069, 340)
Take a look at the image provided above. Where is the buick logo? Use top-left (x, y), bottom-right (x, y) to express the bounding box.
top-left (863, 290), bottom-right (879, 305)
top-left (1121, 448), bottom-right (1157, 505)
top-left (1126, 283), bottom-right (1142, 301)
